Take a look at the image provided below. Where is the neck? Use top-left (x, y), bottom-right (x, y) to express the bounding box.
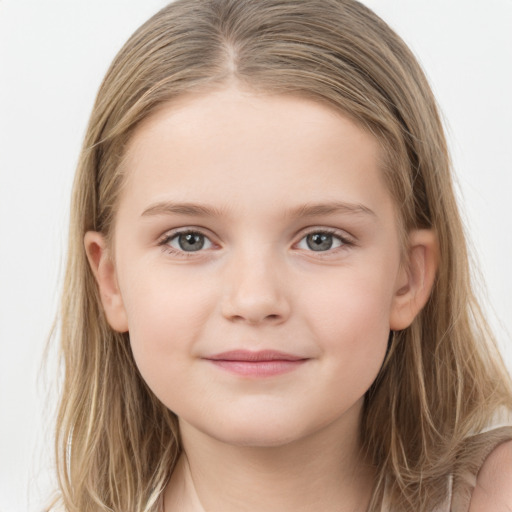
top-left (164, 401), bottom-right (375, 512)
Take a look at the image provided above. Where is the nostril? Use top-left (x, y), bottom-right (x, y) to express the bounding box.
top-left (234, 313), bottom-right (283, 326)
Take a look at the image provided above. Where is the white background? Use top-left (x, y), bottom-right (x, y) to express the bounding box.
top-left (1, 1), bottom-right (511, 510)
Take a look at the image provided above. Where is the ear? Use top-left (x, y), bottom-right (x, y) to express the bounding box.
top-left (84, 231), bottom-right (129, 332)
top-left (390, 229), bottom-right (438, 331)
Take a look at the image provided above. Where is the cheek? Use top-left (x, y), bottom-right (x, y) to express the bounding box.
top-left (305, 269), bottom-right (394, 342)
top-left (119, 267), bottom-right (215, 383)
top-left (301, 270), bottom-right (394, 385)
top-left (122, 263), bottom-right (209, 331)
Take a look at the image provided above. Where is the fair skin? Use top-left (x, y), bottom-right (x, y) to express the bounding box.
top-left (85, 85), bottom-right (439, 511)
top-left (469, 439), bottom-right (512, 511)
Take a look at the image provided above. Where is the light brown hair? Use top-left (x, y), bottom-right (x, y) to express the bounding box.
top-left (52, 1), bottom-right (512, 510)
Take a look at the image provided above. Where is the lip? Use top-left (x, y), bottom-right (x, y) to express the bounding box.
top-left (204, 350), bottom-right (309, 377)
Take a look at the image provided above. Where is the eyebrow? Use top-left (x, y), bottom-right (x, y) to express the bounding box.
top-left (141, 200), bottom-right (375, 220)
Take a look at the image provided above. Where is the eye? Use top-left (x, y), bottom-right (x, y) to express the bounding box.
top-left (296, 230), bottom-right (350, 252)
top-left (160, 230), bottom-right (213, 254)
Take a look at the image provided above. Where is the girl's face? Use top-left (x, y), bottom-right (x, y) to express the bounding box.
top-left (88, 85), bottom-right (433, 447)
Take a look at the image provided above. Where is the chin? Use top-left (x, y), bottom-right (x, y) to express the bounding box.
top-left (212, 428), bottom-right (302, 448)
top-left (198, 412), bottom-right (317, 448)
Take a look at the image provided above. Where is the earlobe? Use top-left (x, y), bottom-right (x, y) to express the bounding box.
top-left (390, 229), bottom-right (438, 331)
top-left (84, 231), bottom-right (129, 333)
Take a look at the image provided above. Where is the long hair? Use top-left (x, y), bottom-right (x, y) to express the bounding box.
top-left (53, 1), bottom-right (512, 510)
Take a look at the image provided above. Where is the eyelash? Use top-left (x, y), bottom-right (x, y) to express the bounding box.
top-left (157, 228), bottom-right (355, 259)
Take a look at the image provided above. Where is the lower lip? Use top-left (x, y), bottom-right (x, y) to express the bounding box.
top-left (207, 359), bottom-right (307, 377)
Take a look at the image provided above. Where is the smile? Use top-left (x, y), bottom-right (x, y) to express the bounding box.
top-left (204, 350), bottom-right (309, 377)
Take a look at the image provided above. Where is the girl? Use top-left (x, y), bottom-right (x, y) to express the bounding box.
top-left (51, 0), bottom-right (512, 510)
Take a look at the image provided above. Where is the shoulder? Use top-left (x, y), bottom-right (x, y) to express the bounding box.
top-left (468, 439), bottom-right (512, 511)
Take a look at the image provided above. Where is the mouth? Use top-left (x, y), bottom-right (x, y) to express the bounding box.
top-left (204, 350), bottom-right (309, 377)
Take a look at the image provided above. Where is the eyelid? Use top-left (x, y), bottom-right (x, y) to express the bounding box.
top-left (157, 227), bottom-right (217, 258)
top-left (293, 227), bottom-right (355, 256)
top-left (157, 226), bottom-right (355, 258)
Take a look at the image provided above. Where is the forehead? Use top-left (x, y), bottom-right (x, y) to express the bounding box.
top-left (119, 86), bottom-right (393, 221)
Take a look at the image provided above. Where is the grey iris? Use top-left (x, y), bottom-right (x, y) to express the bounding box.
top-left (179, 233), bottom-right (205, 251)
top-left (307, 233), bottom-right (333, 251)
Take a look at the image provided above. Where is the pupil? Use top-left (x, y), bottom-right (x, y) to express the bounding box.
top-left (179, 233), bottom-right (204, 251)
top-left (307, 233), bottom-right (333, 251)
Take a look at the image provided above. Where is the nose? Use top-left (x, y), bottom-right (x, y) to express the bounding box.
top-left (220, 246), bottom-right (291, 326)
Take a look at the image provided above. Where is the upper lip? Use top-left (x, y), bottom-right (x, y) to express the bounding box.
top-left (205, 350), bottom-right (307, 362)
